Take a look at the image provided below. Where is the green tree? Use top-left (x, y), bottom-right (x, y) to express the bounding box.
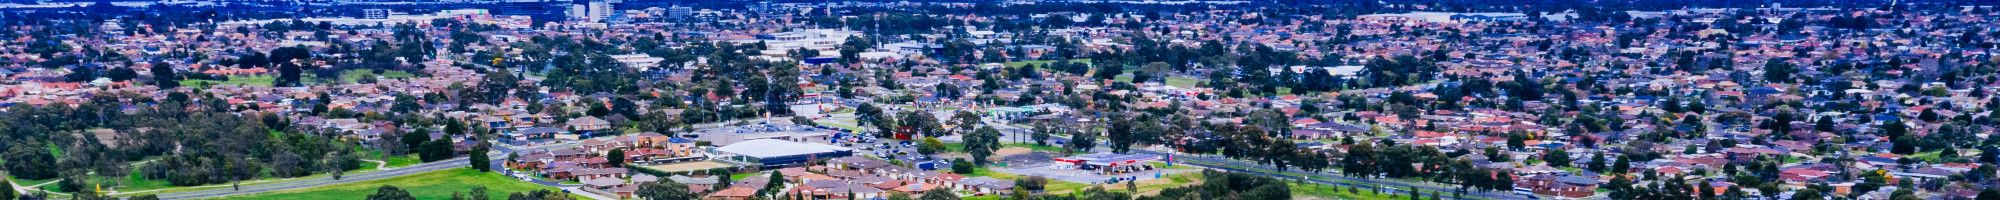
top-left (1612, 155), bottom-right (1631, 174)
top-left (400, 130), bottom-right (431, 155)
top-left (714, 175), bottom-right (732, 191)
top-left (149, 62), bottom-right (180, 89)
top-left (1031, 121), bottom-right (1054, 146)
top-left (857, 104), bottom-right (894, 137)
top-left (1342, 142), bottom-right (1377, 178)
top-left (950, 158), bottom-right (975, 174)
top-left (468, 186), bottom-right (490, 200)
top-left (470, 145), bottom-right (491, 172)
top-left (966, 126), bottom-right (1002, 165)
top-left (1066, 129), bottom-right (1096, 153)
top-left (367, 186), bottom-right (415, 200)
top-left (1791, 188), bottom-right (1822, 200)
top-left (919, 137), bottom-right (947, 155)
top-left (1106, 116), bottom-right (1137, 153)
top-left (419, 139), bottom-right (454, 162)
top-left (1544, 148), bottom-right (1572, 167)
top-left (607, 148), bottom-right (626, 165)
top-left (1763, 58), bottom-right (1794, 83)
top-left (636, 180), bottom-right (695, 200)
top-left (0, 179), bottom-right (13, 200)
top-left (1587, 151), bottom-right (1607, 173)
top-left (762, 171), bottom-right (786, 197)
top-left (951, 111), bottom-right (982, 135)
top-left (2, 144), bottom-right (56, 180)
top-left (901, 111), bottom-right (945, 137)
top-left (919, 188), bottom-right (959, 200)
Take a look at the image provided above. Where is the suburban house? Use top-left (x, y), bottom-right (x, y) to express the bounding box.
top-left (1519, 175), bottom-right (1598, 198)
top-left (569, 116), bottom-right (612, 132)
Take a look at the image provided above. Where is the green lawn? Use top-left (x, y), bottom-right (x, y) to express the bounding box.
top-left (113, 163), bottom-right (397, 197)
top-left (1290, 182), bottom-right (1410, 200)
top-left (337, 69), bottom-right (415, 83)
top-left (115, 170), bottom-right (174, 192)
top-left (1164, 77), bottom-right (1200, 88)
top-left (1121, 171), bottom-right (1205, 196)
top-left (383, 155), bottom-right (421, 169)
top-left (219, 168), bottom-right (570, 200)
top-left (729, 172), bottom-right (762, 181)
top-left (943, 142), bottom-right (1061, 153)
top-left (968, 166), bottom-right (1088, 194)
top-left (1003, 143), bottom-right (1064, 153)
top-left (49, 142), bottom-right (65, 159)
top-left (181, 75), bottom-right (276, 87)
top-left (357, 148), bottom-right (420, 169)
top-left (816, 121), bottom-right (864, 132)
top-left (7, 177), bottom-right (62, 193)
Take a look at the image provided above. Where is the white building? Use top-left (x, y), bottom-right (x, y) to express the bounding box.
top-left (363, 9), bottom-right (391, 19)
top-left (736, 29), bottom-right (862, 57)
top-left (568, 1), bottom-right (612, 22)
top-left (610, 54), bottom-right (665, 71)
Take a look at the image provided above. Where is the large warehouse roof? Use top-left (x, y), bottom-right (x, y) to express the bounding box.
top-left (715, 139), bottom-right (852, 158)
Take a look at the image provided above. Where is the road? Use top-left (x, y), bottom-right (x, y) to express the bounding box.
top-left (491, 141), bottom-right (616, 200)
top-left (156, 157), bottom-right (472, 200)
top-left (1132, 149), bottom-right (1528, 200)
top-left (153, 139), bottom-right (588, 200)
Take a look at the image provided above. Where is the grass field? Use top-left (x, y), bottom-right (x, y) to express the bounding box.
top-left (642, 161), bottom-right (736, 173)
top-left (944, 142), bottom-right (1063, 153)
top-left (114, 170), bottom-right (174, 192)
top-left (816, 121), bottom-right (865, 132)
top-left (7, 177), bottom-right (63, 193)
top-left (1291, 182), bottom-right (1411, 200)
top-left (1127, 171), bottom-right (1204, 196)
top-left (181, 75), bottom-right (276, 87)
top-left (337, 69), bottom-right (415, 83)
top-left (729, 172), bottom-right (762, 181)
top-left (1165, 77), bottom-right (1200, 87)
top-left (218, 168), bottom-right (569, 200)
top-left (383, 155), bottom-right (420, 168)
top-left (357, 148), bottom-right (420, 169)
top-left (112, 164), bottom-right (398, 197)
top-left (967, 166), bottom-right (1088, 194)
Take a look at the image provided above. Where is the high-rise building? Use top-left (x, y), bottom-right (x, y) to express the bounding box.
top-left (567, 0), bottom-right (613, 22)
top-left (667, 6), bottom-right (693, 19)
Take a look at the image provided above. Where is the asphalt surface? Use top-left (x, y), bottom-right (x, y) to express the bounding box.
top-left (156, 157), bottom-right (472, 200)
top-left (153, 140), bottom-right (578, 200)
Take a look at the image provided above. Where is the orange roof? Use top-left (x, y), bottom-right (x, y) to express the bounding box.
top-left (708, 187), bottom-right (757, 197)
